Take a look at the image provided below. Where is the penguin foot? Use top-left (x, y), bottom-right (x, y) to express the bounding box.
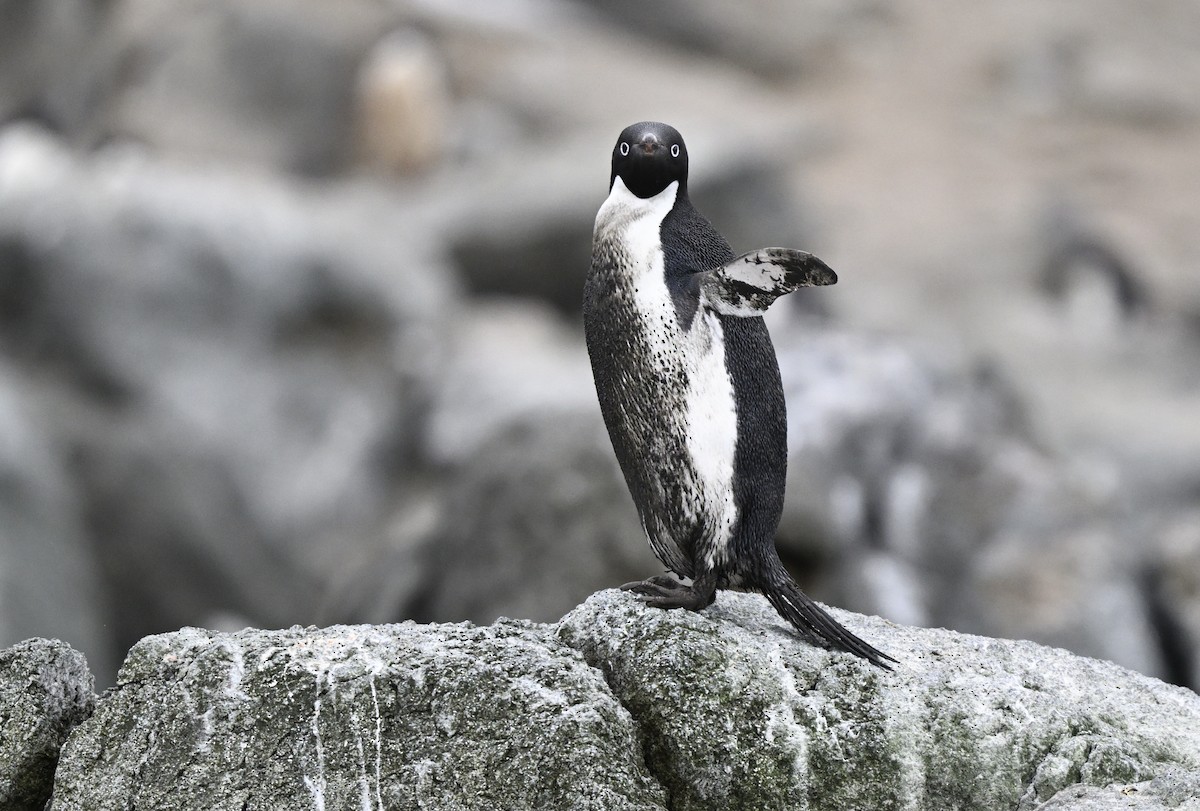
top-left (620, 573), bottom-right (685, 592)
top-left (621, 574), bottom-right (715, 611)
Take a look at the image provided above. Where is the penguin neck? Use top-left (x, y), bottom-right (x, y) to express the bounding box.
top-left (595, 176), bottom-right (681, 237)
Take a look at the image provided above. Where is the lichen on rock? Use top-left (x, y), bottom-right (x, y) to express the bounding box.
top-left (42, 590), bottom-right (1200, 810)
top-left (50, 621), bottom-right (666, 811)
top-left (0, 638), bottom-right (95, 811)
top-left (557, 589), bottom-right (1200, 811)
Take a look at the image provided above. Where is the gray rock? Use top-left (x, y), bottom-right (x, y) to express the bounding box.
top-left (558, 590), bottom-right (1200, 810)
top-left (364, 297), bottom-right (662, 628)
top-left (39, 592), bottom-right (1200, 810)
top-left (970, 521), bottom-right (1166, 681)
top-left (580, 0), bottom-right (891, 79)
top-left (51, 622), bottom-right (667, 811)
top-left (0, 638), bottom-right (95, 811)
top-left (318, 298), bottom-right (659, 628)
top-left (417, 411), bottom-right (659, 626)
top-left (0, 363), bottom-right (114, 680)
top-left (313, 505), bottom-right (439, 628)
top-left (0, 0), bottom-right (110, 134)
top-left (0, 125), bottom-right (455, 666)
top-left (1040, 769), bottom-right (1200, 809)
top-left (989, 8), bottom-right (1200, 128)
top-left (102, 0), bottom-right (396, 174)
top-left (769, 324), bottom-right (1173, 680)
top-left (1147, 513), bottom-right (1200, 687)
top-left (772, 326), bottom-right (1034, 614)
top-left (421, 299), bottom-right (598, 467)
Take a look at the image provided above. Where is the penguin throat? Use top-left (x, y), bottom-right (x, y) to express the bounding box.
top-left (599, 177), bottom-right (677, 220)
top-left (594, 178), bottom-right (678, 252)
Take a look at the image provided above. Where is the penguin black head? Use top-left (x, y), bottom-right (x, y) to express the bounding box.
top-left (610, 121), bottom-right (688, 199)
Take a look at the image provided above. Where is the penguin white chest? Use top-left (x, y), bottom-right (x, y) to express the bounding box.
top-left (593, 179), bottom-right (740, 566)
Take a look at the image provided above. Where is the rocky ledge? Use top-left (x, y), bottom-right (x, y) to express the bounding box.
top-left (0, 640), bottom-right (94, 810)
top-left (5, 590), bottom-right (1200, 810)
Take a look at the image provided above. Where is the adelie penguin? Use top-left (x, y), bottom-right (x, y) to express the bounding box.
top-left (584, 121), bottom-right (895, 669)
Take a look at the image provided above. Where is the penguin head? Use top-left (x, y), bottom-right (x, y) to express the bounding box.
top-left (610, 121), bottom-right (688, 199)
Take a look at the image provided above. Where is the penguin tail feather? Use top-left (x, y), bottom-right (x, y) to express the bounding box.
top-left (760, 569), bottom-right (897, 671)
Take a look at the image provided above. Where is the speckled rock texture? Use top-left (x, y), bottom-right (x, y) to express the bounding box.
top-left (557, 590), bottom-right (1200, 811)
top-left (47, 591), bottom-right (1200, 810)
top-left (50, 620), bottom-right (666, 811)
top-left (1039, 768), bottom-right (1200, 809)
top-left (0, 638), bottom-right (95, 811)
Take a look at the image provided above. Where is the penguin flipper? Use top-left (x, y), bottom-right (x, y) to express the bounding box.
top-left (699, 248), bottom-right (836, 317)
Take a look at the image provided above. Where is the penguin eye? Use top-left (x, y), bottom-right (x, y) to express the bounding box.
top-left (671, 144), bottom-right (680, 158)
top-left (619, 142), bottom-right (630, 157)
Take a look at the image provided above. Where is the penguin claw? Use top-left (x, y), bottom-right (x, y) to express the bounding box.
top-left (621, 574), bottom-right (685, 592)
top-left (622, 576), bottom-right (711, 611)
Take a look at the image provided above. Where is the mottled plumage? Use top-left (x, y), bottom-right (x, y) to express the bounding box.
top-left (583, 121), bottom-right (894, 669)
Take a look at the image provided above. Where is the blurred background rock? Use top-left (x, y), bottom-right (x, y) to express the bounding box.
top-left (1, 0), bottom-right (1198, 690)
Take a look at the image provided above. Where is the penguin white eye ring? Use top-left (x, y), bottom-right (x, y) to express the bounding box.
top-left (584, 119), bottom-right (896, 670)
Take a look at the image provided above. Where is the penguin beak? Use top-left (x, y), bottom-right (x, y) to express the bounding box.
top-left (638, 134), bottom-right (660, 155)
